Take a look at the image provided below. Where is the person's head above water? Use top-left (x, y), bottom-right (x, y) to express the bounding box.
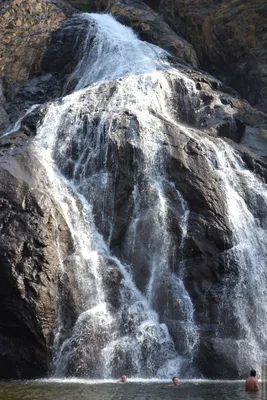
top-left (250, 370), bottom-right (256, 377)
top-left (172, 377), bottom-right (179, 386)
top-left (121, 375), bottom-right (127, 382)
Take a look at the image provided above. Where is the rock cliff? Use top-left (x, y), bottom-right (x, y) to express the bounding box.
top-left (0, 130), bottom-right (72, 378)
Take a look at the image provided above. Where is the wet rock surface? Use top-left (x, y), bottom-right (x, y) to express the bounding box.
top-left (46, 66), bottom-right (267, 378)
top-left (0, 131), bottom-right (72, 378)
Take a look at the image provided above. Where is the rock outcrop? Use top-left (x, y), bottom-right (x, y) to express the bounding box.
top-left (0, 0), bottom-right (77, 125)
top-left (0, 0), bottom-right (74, 83)
top-left (92, 0), bottom-right (199, 67)
top-left (0, 80), bottom-right (10, 133)
top-left (155, 0), bottom-right (267, 113)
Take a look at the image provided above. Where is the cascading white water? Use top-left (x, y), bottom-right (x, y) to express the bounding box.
top-left (31, 13), bottom-right (199, 378)
top-left (203, 138), bottom-right (267, 374)
top-left (67, 13), bottom-right (169, 90)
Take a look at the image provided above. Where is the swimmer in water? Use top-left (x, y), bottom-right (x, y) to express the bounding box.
top-left (164, 376), bottom-right (183, 387)
top-left (117, 375), bottom-right (127, 383)
top-left (245, 370), bottom-right (259, 392)
top-left (172, 376), bottom-right (182, 387)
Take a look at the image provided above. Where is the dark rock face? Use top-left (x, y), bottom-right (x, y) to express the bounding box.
top-left (0, 80), bottom-right (10, 132)
top-left (156, 0), bottom-right (267, 113)
top-left (4, 14), bottom-right (92, 123)
top-left (0, 131), bottom-right (72, 378)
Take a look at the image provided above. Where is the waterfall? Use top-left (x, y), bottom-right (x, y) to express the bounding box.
top-left (8, 10), bottom-right (265, 379)
top-left (31, 13), bottom-right (199, 378)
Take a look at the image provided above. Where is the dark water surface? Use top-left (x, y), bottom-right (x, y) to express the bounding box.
top-left (0, 379), bottom-right (262, 400)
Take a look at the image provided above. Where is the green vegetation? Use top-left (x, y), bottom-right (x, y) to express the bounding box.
top-left (130, 16), bottom-right (140, 28)
top-left (167, 8), bottom-right (175, 18)
top-left (78, 1), bottom-right (91, 13)
top-left (155, 41), bottom-right (163, 48)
